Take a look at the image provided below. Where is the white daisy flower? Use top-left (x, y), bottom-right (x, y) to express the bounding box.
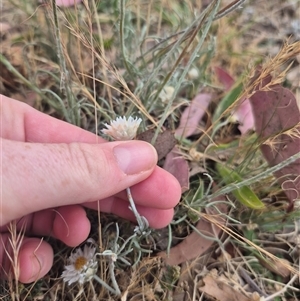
top-left (101, 115), bottom-right (150, 236)
top-left (102, 116), bottom-right (142, 141)
top-left (61, 244), bottom-right (98, 285)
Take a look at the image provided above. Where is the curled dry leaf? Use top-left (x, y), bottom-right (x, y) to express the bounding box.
top-left (175, 93), bottom-right (212, 138)
top-left (249, 75), bottom-right (300, 209)
top-left (158, 190), bottom-right (227, 266)
top-left (163, 146), bottom-right (189, 193)
top-left (198, 272), bottom-right (253, 301)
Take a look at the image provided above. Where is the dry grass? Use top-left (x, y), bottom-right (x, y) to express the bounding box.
top-left (1, 0), bottom-right (300, 300)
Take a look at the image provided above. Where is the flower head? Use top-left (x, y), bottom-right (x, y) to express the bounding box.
top-left (61, 244), bottom-right (98, 285)
top-left (102, 116), bottom-right (142, 141)
top-left (158, 86), bottom-right (174, 104)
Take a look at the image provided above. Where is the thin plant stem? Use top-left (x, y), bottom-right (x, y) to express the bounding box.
top-left (214, 0), bottom-right (247, 21)
top-left (117, 233), bottom-right (136, 255)
top-left (135, 0), bottom-right (247, 62)
top-left (119, 0), bottom-right (135, 80)
top-left (51, 0), bottom-right (78, 125)
top-left (208, 151), bottom-right (300, 200)
top-left (264, 274), bottom-right (298, 301)
top-left (126, 187), bottom-right (139, 220)
top-left (108, 260), bottom-right (121, 296)
top-left (126, 187), bottom-right (149, 233)
top-left (84, 0), bottom-right (97, 135)
top-left (91, 0), bottom-right (113, 111)
top-left (167, 224), bottom-right (172, 254)
top-left (151, 0), bottom-right (220, 145)
top-left (0, 54), bottom-right (49, 102)
top-left (93, 274), bottom-right (120, 295)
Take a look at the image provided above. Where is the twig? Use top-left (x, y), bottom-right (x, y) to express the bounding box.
top-left (238, 267), bottom-right (268, 298)
top-left (264, 274), bottom-right (298, 301)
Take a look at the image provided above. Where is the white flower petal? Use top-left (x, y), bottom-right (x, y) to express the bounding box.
top-left (61, 244), bottom-right (98, 285)
top-left (102, 116), bottom-right (142, 141)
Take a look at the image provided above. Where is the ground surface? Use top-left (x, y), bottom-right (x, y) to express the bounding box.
top-left (1, 0), bottom-right (300, 300)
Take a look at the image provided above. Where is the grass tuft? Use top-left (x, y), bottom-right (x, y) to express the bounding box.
top-left (1, 0), bottom-right (300, 300)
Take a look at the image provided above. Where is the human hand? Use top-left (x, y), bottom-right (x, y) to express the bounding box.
top-left (0, 95), bottom-right (181, 283)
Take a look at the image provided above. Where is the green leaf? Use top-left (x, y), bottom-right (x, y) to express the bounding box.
top-left (216, 163), bottom-right (265, 209)
top-left (213, 81), bottom-right (243, 123)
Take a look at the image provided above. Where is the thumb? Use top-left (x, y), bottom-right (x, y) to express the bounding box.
top-left (1, 138), bottom-right (157, 225)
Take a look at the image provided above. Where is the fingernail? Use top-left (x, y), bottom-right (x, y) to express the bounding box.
top-left (113, 141), bottom-right (157, 175)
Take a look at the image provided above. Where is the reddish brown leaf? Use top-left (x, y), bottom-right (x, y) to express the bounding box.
top-left (163, 147), bottom-right (189, 193)
top-left (214, 66), bottom-right (235, 90)
top-left (175, 93), bottom-right (212, 138)
top-left (250, 78), bottom-right (300, 207)
top-left (159, 195), bottom-right (227, 265)
top-left (137, 129), bottom-right (176, 160)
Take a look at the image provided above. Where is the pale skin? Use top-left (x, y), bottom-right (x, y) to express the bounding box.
top-left (0, 94), bottom-right (181, 283)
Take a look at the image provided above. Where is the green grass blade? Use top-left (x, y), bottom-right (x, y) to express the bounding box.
top-left (216, 162), bottom-right (265, 209)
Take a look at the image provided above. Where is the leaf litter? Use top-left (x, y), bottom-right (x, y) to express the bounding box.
top-left (158, 42), bottom-right (300, 300)
top-left (175, 93), bottom-right (212, 139)
top-left (249, 72), bottom-right (300, 210)
top-left (1, 0), bottom-right (300, 300)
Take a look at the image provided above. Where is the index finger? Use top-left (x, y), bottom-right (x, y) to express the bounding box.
top-left (1, 94), bottom-right (104, 143)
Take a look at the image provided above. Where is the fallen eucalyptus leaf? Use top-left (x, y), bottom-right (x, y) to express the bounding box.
top-left (198, 273), bottom-right (253, 301)
top-left (249, 75), bottom-right (300, 209)
top-left (159, 192), bottom-right (227, 265)
top-left (214, 66), bottom-right (235, 90)
top-left (137, 129), bottom-right (176, 160)
top-left (175, 93), bottom-right (212, 138)
top-left (163, 147), bottom-right (189, 193)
